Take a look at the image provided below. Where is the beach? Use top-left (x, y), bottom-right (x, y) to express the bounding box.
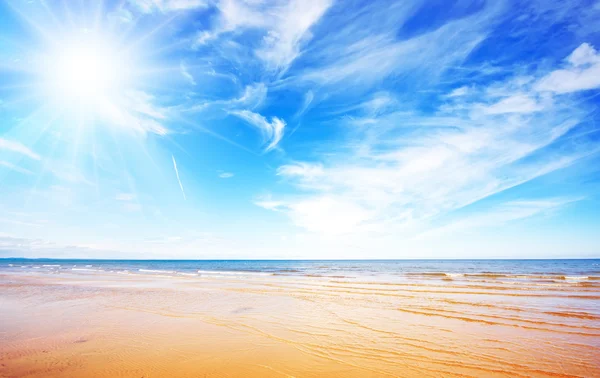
top-left (1, 260), bottom-right (599, 377)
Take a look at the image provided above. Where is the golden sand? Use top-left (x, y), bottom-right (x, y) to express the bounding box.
top-left (1, 272), bottom-right (599, 377)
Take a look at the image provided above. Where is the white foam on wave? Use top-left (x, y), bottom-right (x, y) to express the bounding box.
top-left (564, 276), bottom-right (588, 281)
top-left (138, 269), bottom-right (175, 274)
top-left (72, 268), bottom-right (102, 272)
top-left (197, 270), bottom-right (272, 277)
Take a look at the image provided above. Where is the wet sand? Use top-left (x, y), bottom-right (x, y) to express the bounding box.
top-left (1, 271), bottom-right (599, 377)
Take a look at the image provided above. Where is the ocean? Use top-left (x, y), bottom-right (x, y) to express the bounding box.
top-left (1, 258), bottom-right (599, 282)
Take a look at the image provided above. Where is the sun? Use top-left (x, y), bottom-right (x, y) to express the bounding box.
top-left (40, 32), bottom-right (132, 107)
top-left (24, 24), bottom-right (165, 136)
top-left (52, 45), bottom-right (118, 98)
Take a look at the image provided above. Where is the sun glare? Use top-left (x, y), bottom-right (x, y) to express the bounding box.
top-left (41, 34), bottom-right (131, 107)
top-left (29, 27), bottom-right (151, 133)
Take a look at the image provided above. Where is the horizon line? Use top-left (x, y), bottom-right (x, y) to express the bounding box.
top-left (2, 257), bottom-right (599, 261)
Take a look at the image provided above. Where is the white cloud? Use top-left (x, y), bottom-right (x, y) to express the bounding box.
top-left (277, 162), bottom-right (324, 180)
top-left (124, 90), bottom-right (167, 120)
top-left (0, 138), bottom-right (41, 160)
top-left (231, 110), bottom-right (286, 151)
top-left (99, 90), bottom-right (169, 136)
top-left (129, 0), bottom-right (208, 13)
top-left (233, 83), bottom-right (268, 109)
top-left (194, 30), bottom-right (216, 46)
top-left (218, 172), bottom-right (234, 178)
top-left (182, 83), bottom-right (267, 113)
top-left (254, 199), bottom-right (286, 212)
top-left (259, 66), bottom-right (594, 235)
top-left (361, 92), bottom-right (397, 115)
top-left (417, 198), bottom-right (582, 239)
top-left (180, 61), bottom-right (196, 85)
top-left (0, 161), bottom-right (34, 175)
top-left (255, 0), bottom-right (333, 71)
top-left (108, 8), bottom-right (134, 24)
top-left (566, 43), bottom-right (600, 66)
top-left (286, 196), bottom-right (373, 235)
top-left (480, 94), bottom-right (544, 114)
top-left (294, 90), bottom-right (314, 119)
top-left (536, 43), bottom-right (600, 93)
top-left (448, 86), bottom-right (470, 97)
top-left (116, 193), bottom-right (136, 201)
top-left (46, 163), bottom-right (94, 185)
top-left (199, 0), bottom-right (333, 71)
top-left (298, 1), bottom-right (500, 88)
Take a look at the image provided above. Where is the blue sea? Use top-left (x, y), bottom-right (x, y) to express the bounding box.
top-left (1, 259), bottom-right (598, 283)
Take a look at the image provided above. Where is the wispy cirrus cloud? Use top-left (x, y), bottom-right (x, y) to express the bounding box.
top-left (259, 43), bottom-right (600, 235)
top-left (194, 0), bottom-right (333, 72)
top-left (181, 83), bottom-right (267, 114)
top-left (231, 110), bottom-right (286, 151)
top-left (100, 90), bottom-right (169, 136)
top-left (129, 0), bottom-right (209, 13)
top-left (0, 138), bottom-right (41, 160)
top-left (415, 197), bottom-right (583, 240)
top-left (480, 94), bottom-right (545, 115)
top-left (0, 161), bottom-right (34, 175)
top-left (180, 61), bottom-right (196, 85)
top-left (218, 172), bottom-right (234, 178)
top-left (294, 1), bottom-right (501, 90)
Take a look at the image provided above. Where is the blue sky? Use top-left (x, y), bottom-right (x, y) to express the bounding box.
top-left (0, 0), bottom-right (599, 259)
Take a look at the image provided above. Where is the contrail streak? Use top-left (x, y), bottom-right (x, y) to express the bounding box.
top-left (171, 155), bottom-right (186, 200)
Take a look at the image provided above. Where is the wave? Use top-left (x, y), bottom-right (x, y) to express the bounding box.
top-left (138, 269), bottom-right (175, 274)
top-left (197, 270), bottom-right (272, 277)
top-left (403, 272), bottom-right (598, 282)
top-left (406, 272), bottom-right (449, 277)
top-left (72, 268), bottom-right (102, 272)
top-left (564, 276), bottom-right (588, 280)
